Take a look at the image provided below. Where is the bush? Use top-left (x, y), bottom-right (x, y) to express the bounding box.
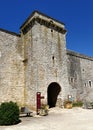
top-left (72, 101), bottom-right (83, 107)
top-left (39, 104), bottom-right (49, 116)
top-left (0, 101), bottom-right (20, 125)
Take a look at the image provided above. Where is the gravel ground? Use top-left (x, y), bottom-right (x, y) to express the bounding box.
top-left (0, 107), bottom-right (93, 130)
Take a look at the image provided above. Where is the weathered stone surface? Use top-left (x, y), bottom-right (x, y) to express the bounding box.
top-left (21, 19), bottom-right (69, 108)
top-left (0, 11), bottom-right (93, 109)
top-left (0, 30), bottom-right (24, 106)
top-left (67, 50), bottom-right (93, 101)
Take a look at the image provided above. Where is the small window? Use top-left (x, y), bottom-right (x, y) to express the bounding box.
top-left (70, 77), bottom-right (74, 83)
top-left (89, 80), bottom-right (92, 87)
top-left (71, 78), bottom-right (74, 83)
top-left (84, 83), bottom-right (87, 87)
top-left (52, 56), bottom-right (54, 60)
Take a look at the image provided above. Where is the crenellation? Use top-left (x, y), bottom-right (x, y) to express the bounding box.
top-left (21, 14), bottom-right (66, 35)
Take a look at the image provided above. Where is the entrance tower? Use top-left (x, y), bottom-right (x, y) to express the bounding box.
top-left (20, 11), bottom-right (70, 109)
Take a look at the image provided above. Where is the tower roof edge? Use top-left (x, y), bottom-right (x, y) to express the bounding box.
top-left (20, 10), bottom-right (65, 29)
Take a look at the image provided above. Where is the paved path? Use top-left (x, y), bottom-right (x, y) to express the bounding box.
top-left (0, 107), bottom-right (93, 130)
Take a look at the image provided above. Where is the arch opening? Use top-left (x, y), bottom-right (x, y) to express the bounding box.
top-left (47, 82), bottom-right (61, 108)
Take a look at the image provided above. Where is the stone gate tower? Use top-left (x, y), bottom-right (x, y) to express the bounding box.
top-left (1, 11), bottom-right (93, 109)
top-left (20, 11), bottom-right (70, 108)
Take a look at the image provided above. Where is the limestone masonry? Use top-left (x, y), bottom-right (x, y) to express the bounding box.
top-left (0, 11), bottom-right (93, 109)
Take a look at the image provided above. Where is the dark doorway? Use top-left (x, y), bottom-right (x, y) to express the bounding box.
top-left (47, 82), bottom-right (61, 108)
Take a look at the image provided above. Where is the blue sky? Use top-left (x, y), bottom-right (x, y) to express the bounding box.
top-left (0, 0), bottom-right (93, 57)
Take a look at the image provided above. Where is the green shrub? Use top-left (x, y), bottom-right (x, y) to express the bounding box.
top-left (0, 101), bottom-right (20, 125)
top-left (72, 101), bottom-right (83, 107)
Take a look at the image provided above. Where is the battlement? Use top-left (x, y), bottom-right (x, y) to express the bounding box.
top-left (20, 11), bottom-right (66, 35)
top-left (0, 28), bottom-right (20, 37)
top-left (67, 50), bottom-right (93, 61)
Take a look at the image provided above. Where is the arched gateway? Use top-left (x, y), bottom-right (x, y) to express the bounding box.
top-left (47, 82), bottom-right (61, 108)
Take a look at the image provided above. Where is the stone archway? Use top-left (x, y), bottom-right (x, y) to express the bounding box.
top-left (47, 82), bottom-right (61, 108)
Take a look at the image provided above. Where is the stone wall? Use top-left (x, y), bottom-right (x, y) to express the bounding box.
top-left (0, 29), bottom-right (24, 106)
top-left (67, 50), bottom-right (93, 102)
top-left (20, 12), bottom-right (70, 109)
top-left (1, 11), bottom-right (93, 109)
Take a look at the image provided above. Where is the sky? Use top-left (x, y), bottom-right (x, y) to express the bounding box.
top-left (0, 0), bottom-right (93, 57)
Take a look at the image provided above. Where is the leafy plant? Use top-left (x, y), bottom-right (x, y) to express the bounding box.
top-left (0, 101), bottom-right (20, 125)
top-left (72, 101), bottom-right (83, 107)
top-left (39, 104), bottom-right (49, 116)
top-left (41, 104), bottom-right (49, 110)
